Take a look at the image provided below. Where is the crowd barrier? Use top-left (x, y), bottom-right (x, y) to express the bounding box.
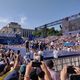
top-left (43, 50), bottom-right (80, 59)
top-left (52, 55), bottom-right (80, 71)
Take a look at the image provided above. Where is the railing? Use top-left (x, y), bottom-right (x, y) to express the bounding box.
top-left (53, 55), bottom-right (80, 71)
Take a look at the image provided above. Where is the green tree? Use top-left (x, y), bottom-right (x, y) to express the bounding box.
top-left (32, 27), bottom-right (62, 37)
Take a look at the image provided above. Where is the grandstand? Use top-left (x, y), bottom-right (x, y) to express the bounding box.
top-left (0, 33), bottom-right (24, 45)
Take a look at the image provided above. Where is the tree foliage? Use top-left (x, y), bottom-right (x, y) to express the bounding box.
top-left (32, 27), bottom-right (62, 37)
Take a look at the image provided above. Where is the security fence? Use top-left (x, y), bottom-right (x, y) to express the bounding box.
top-left (53, 55), bottom-right (80, 71)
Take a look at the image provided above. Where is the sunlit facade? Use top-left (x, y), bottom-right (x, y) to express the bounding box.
top-left (0, 22), bottom-right (34, 38)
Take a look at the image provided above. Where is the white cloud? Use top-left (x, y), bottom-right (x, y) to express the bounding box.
top-left (0, 17), bottom-right (10, 23)
top-left (0, 16), bottom-right (28, 29)
top-left (20, 16), bottom-right (27, 24)
top-left (0, 17), bottom-right (10, 29)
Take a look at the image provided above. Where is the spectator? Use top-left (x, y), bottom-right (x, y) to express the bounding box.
top-left (46, 60), bottom-right (60, 80)
top-left (60, 65), bottom-right (80, 80)
top-left (25, 40), bottom-right (29, 52)
top-left (53, 48), bottom-right (59, 58)
top-left (0, 53), bottom-right (20, 80)
top-left (24, 61), bottom-right (52, 80)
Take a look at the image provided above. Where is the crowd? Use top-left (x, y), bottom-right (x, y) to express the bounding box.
top-left (34, 33), bottom-right (80, 52)
top-left (0, 33), bottom-right (80, 80)
top-left (0, 45), bottom-right (80, 80)
top-left (0, 44), bottom-right (59, 80)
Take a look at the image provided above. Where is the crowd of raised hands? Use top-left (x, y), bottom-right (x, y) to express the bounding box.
top-left (0, 44), bottom-right (80, 80)
top-left (24, 61), bottom-right (52, 80)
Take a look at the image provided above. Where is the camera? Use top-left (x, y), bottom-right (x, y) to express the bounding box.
top-left (32, 52), bottom-right (43, 67)
top-left (32, 61), bottom-right (42, 67)
top-left (67, 66), bottom-right (76, 74)
top-left (69, 74), bottom-right (80, 80)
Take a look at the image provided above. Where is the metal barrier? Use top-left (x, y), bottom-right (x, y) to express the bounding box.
top-left (53, 55), bottom-right (80, 71)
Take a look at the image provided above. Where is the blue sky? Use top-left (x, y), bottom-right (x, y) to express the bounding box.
top-left (0, 0), bottom-right (80, 29)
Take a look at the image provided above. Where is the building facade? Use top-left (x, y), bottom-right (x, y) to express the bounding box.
top-left (0, 22), bottom-right (34, 39)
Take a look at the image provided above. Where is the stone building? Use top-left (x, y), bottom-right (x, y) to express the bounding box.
top-left (0, 22), bottom-right (34, 39)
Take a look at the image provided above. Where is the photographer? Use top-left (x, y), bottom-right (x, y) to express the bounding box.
top-left (60, 65), bottom-right (80, 80)
top-left (24, 61), bottom-right (52, 80)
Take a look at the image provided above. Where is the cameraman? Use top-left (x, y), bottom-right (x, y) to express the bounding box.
top-left (24, 61), bottom-right (52, 80)
top-left (60, 65), bottom-right (80, 80)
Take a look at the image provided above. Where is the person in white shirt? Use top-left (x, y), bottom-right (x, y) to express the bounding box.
top-left (50, 41), bottom-right (54, 49)
top-left (53, 48), bottom-right (59, 58)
